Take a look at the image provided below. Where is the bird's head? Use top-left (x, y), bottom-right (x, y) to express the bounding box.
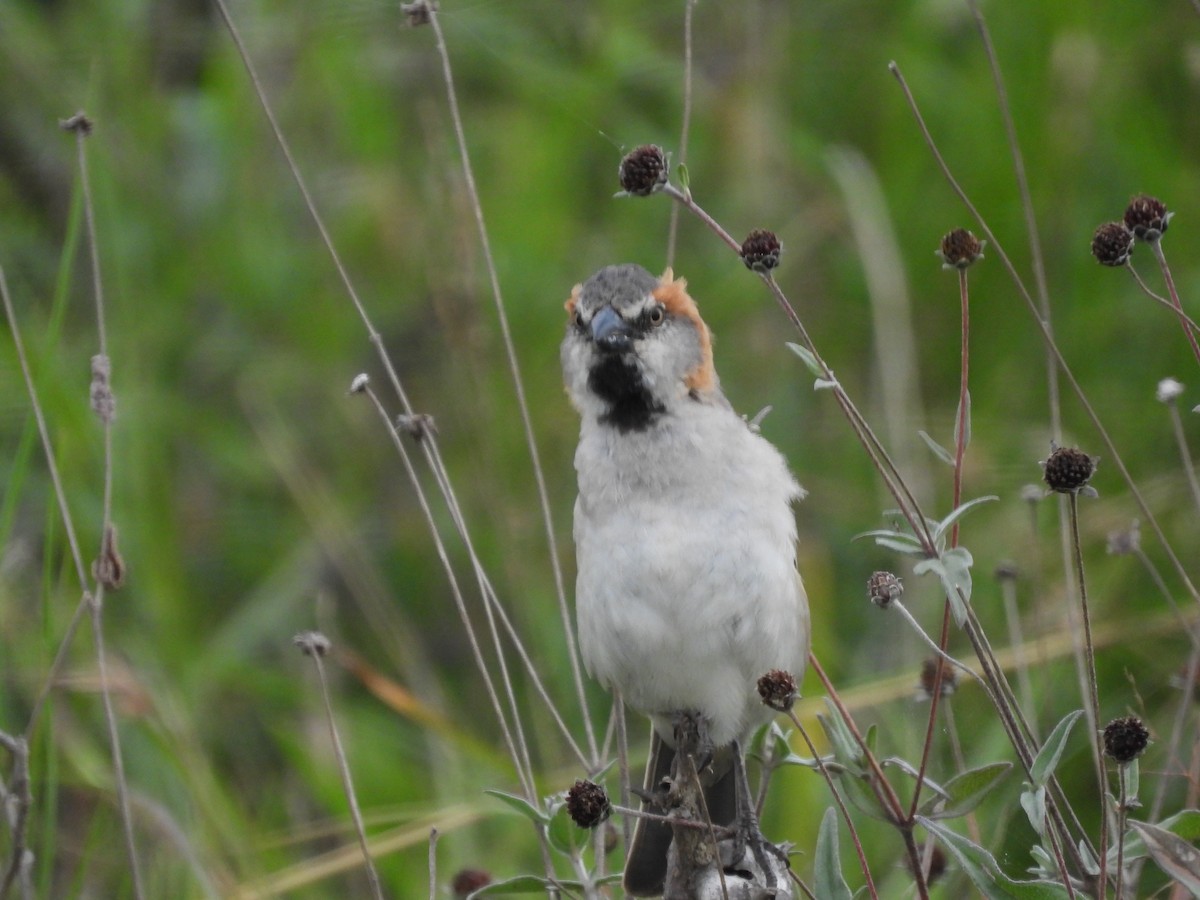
top-left (561, 264), bottom-right (718, 433)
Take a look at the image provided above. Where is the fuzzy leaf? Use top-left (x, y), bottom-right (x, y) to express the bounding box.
top-left (814, 376), bottom-right (840, 391)
top-left (932, 495), bottom-right (998, 545)
top-left (786, 342), bottom-right (825, 380)
top-left (1020, 786), bottom-right (1046, 837)
top-left (914, 547), bottom-right (974, 626)
top-left (919, 817), bottom-right (1071, 899)
top-left (1129, 820), bottom-right (1200, 894)
top-left (483, 789), bottom-right (549, 825)
top-left (815, 807), bottom-right (854, 900)
top-left (953, 388), bottom-right (972, 451)
top-left (1112, 810), bottom-right (1200, 865)
top-left (1030, 710), bottom-right (1084, 788)
top-left (921, 761), bottom-right (1012, 820)
top-left (546, 802), bottom-right (590, 856)
top-left (918, 429), bottom-right (956, 467)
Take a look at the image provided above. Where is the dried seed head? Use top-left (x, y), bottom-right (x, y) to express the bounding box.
top-left (937, 229), bottom-right (985, 269)
top-left (401, 1), bottom-right (435, 26)
top-left (1019, 484), bottom-right (1044, 504)
top-left (566, 779), bottom-right (611, 829)
top-left (868, 571), bottom-right (903, 609)
top-left (90, 354), bottom-right (116, 425)
top-left (349, 373), bottom-right (370, 394)
top-left (1041, 446), bottom-right (1097, 494)
top-left (617, 145), bottom-right (669, 197)
top-left (757, 669), bottom-right (798, 712)
top-left (741, 229), bottom-right (782, 273)
top-left (92, 523), bottom-right (126, 590)
top-left (1103, 716), bottom-right (1150, 764)
top-left (396, 413), bottom-right (437, 442)
top-left (993, 561), bottom-right (1020, 581)
top-left (451, 869), bottom-right (492, 899)
top-left (1090, 222), bottom-right (1134, 267)
top-left (1157, 377), bottom-right (1184, 404)
top-left (1106, 520), bottom-right (1141, 556)
top-left (917, 658), bottom-right (957, 700)
top-left (1124, 195), bottom-right (1172, 242)
top-left (293, 631), bottom-right (332, 657)
top-left (909, 843), bottom-right (948, 886)
top-left (60, 112), bottom-right (94, 135)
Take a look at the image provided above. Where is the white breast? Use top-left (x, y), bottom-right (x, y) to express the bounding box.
top-left (573, 401), bottom-right (809, 747)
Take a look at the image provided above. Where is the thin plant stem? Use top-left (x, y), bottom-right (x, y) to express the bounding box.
top-left (1166, 400), bottom-right (1200, 515)
top-left (0, 732), bottom-right (30, 900)
top-left (1067, 492), bottom-right (1108, 899)
top-left (1150, 241), bottom-right (1200, 368)
top-left (786, 710), bottom-right (879, 900)
top-left (424, 7), bottom-right (596, 764)
top-left (614, 692), bottom-right (632, 854)
top-left (1114, 765), bottom-right (1130, 900)
top-left (908, 264), bottom-right (971, 820)
top-left (68, 116), bottom-right (145, 900)
top-left (1128, 264), bottom-right (1200, 335)
top-left (297, 635), bottom-right (385, 900)
top-left (997, 571), bottom-right (1037, 735)
top-left (428, 829), bottom-right (438, 900)
top-left (666, 0), bottom-right (698, 270)
top-left (889, 60), bottom-right (1200, 610)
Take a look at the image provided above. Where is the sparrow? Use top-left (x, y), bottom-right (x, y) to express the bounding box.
top-left (561, 263), bottom-right (810, 896)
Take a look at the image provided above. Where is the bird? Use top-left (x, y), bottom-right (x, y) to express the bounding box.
top-left (561, 263), bottom-right (810, 896)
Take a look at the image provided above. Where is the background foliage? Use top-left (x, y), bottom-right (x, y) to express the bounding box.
top-left (3, 0), bottom-right (1200, 895)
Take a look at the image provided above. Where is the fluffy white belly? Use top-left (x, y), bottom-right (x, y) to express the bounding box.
top-left (575, 494), bottom-right (807, 747)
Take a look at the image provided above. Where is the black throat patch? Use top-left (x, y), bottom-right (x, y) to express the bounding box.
top-left (588, 354), bottom-right (664, 433)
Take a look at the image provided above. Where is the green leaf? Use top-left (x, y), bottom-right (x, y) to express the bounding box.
top-left (483, 789), bottom-right (549, 825)
top-left (1030, 710), bottom-right (1084, 788)
top-left (546, 801), bottom-right (592, 856)
top-left (1112, 810), bottom-right (1200, 865)
top-left (818, 701), bottom-right (864, 770)
top-left (932, 495), bottom-right (998, 545)
top-left (676, 162), bottom-right (690, 191)
top-left (1020, 785), bottom-right (1046, 837)
top-left (467, 874), bottom-right (555, 896)
top-left (922, 762), bottom-right (1012, 820)
top-left (913, 548), bottom-right (974, 626)
top-left (919, 817), bottom-right (1071, 899)
top-left (918, 429), bottom-right (956, 467)
top-left (786, 342), bottom-right (824, 379)
top-left (814, 807), bottom-right (854, 900)
top-left (953, 388), bottom-right (972, 451)
top-left (1128, 819), bottom-right (1200, 892)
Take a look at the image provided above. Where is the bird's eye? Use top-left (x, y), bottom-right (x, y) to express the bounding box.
top-left (647, 305), bottom-right (666, 326)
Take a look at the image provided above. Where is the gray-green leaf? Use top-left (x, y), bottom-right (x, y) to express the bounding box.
top-left (815, 807), bottom-right (854, 900)
top-left (1129, 820), bottom-right (1200, 896)
top-left (918, 429), bottom-right (956, 467)
top-left (1030, 710), bottom-right (1084, 788)
top-left (921, 761), bottom-right (1012, 820)
top-left (483, 789), bottom-right (549, 825)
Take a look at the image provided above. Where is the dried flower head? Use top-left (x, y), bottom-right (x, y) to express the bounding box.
top-left (451, 869), bottom-right (492, 899)
top-left (1019, 484), bottom-right (1044, 504)
top-left (868, 571), bottom-right (903, 609)
top-left (937, 229), bottom-right (985, 269)
top-left (60, 111), bottom-right (94, 135)
top-left (90, 354), bottom-right (116, 425)
top-left (993, 561), bottom-right (1019, 581)
top-left (1106, 520), bottom-right (1141, 556)
top-left (741, 229), bottom-right (782, 273)
top-left (1124, 195), bottom-right (1172, 242)
top-left (757, 669), bottom-right (798, 711)
top-left (92, 523), bottom-right (126, 590)
top-left (396, 412), bottom-right (437, 442)
top-left (293, 631), bottom-right (332, 657)
top-left (566, 779), bottom-right (611, 828)
top-left (1157, 377), bottom-right (1184, 404)
top-left (400, 1), bottom-right (434, 26)
top-left (348, 373), bottom-right (370, 394)
top-left (1090, 222), bottom-right (1134, 267)
top-left (1041, 446), bottom-right (1097, 494)
top-left (1103, 716), bottom-right (1150, 764)
top-left (917, 658), bottom-right (957, 700)
top-left (617, 145), bottom-right (669, 197)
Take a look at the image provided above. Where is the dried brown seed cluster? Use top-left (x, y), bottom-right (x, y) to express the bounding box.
top-left (757, 669), bottom-right (798, 711)
top-left (937, 228), bottom-right (984, 269)
top-left (618, 145), bottom-right (669, 197)
top-left (566, 779), bottom-right (611, 828)
top-left (1042, 446), bottom-right (1097, 494)
top-left (1103, 716), bottom-right (1150, 764)
top-left (918, 658), bottom-right (957, 700)
top-left (451, 868), bottom-right (492, 899)
top-left (1090, 222), bottom-right (1134, 267)
top-left (741, 229), bottom-right (782, 273)
top-left (1124, 194), bottom-right (1171, 242)
top-left (868, 571), bottom-right (903, 609)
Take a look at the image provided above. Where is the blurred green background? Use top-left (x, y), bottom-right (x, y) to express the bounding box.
top-left (3, 0), bottom-right (1200, 895)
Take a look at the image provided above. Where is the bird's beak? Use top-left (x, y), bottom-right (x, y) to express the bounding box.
top-left (590, 305), bottom-right (633, 353)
